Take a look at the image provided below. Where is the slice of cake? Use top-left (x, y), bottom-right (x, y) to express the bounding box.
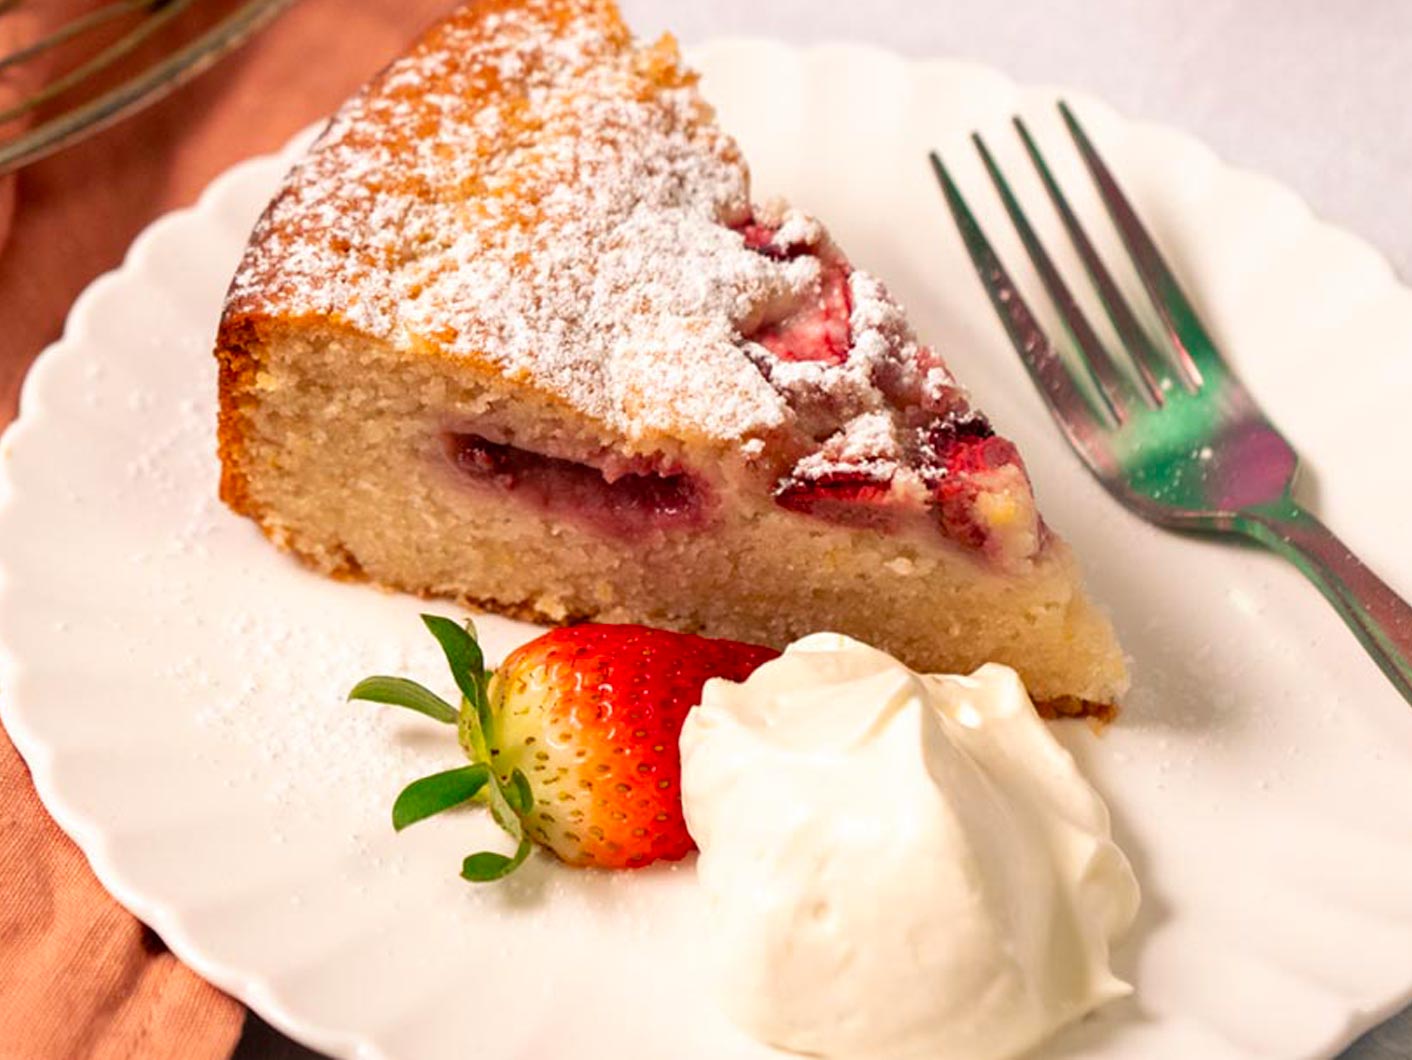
top-left (215, 0), bottom-right (1128, 715)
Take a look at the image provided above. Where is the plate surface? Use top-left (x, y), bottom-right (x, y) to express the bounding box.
top-left (3, 42), bottom-right (1412, 1060)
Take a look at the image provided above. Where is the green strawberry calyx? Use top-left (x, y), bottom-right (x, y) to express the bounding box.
top-left (348, 614), bottom-right (535, 882)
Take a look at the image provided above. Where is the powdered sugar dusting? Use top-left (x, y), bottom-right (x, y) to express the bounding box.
top-left (224, 0), bottom-right (804, 446)
top-left (761, 269), bottom-right (970, 487)
top-left (791, 411), bottom-right (904, 481)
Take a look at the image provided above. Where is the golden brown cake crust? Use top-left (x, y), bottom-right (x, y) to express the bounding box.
top-left (216, 0), bottom-right (810, 461)
top-left (214, 318), bottom-right (257, 518)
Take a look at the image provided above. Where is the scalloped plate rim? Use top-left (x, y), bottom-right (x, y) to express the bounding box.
top-left (0, 40), bottom-right (1409, 1060)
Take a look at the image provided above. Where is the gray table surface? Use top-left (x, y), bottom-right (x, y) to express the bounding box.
top-left (241, 1), bottom-right (1412, 1056)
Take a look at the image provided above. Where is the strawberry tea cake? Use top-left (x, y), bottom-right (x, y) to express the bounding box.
top-left (215, 0), bottom-right (1129, 714)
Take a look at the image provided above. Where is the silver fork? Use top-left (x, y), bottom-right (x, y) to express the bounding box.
top-left (929, 102), bottom-right (1412, 704)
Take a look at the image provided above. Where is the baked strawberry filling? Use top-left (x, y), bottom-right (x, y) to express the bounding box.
top-left (773, 409), bottom-right (1037, 563)
top-left (445, 433), bottom-right (706, 537)
top-left (738, 220), bottom-right (852, 365)
top-left (920, 414), bottom-right (1024, 550)
top-left (920, 412), bottom-right (1016, 477)
top-left (775, 469), bottom-right (897, 529)
top-left (752, 264), bottom-right (851, 364)
top-left (739, 223), bottom-right (799, 260)
top-left (734, 219), bottom-right (1038, 565)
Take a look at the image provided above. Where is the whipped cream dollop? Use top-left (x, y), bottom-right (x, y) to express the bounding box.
top-left (679, 633), bottom-right (1140, 1060)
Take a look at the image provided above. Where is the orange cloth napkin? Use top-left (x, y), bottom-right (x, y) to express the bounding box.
top-left (0, 728), bottom-right (244, 1059)
top-left (0, 0), bottom-right (450, 1055)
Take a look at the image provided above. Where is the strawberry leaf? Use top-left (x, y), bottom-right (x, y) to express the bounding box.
top-left (421, 614), bottom-right (495, 744)
top-left (456, 773), bottom-right (537, 881)
top-left (392, 765), bottom-right (490, 831)
top-left (348, 676), bottom-right (457, 724)
top-left (485, 774), bottom-right (523, 839)
top-left (461, 834), bottom-right (533, 882)
top-left (458, 699), bottom-right (491, 764)
top-left (507, 768), bottom-right (534, 814)
top-left (421, 614), bottom-right (486, 704)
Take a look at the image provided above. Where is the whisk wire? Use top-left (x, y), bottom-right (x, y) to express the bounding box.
top-left (0, 0), bottom-right (295, 174)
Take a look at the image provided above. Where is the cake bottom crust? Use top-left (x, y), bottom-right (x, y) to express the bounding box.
top-left (459, 594), bottom-right (1117, 723)
top-left (264, 515), bottom-right (1122, 724)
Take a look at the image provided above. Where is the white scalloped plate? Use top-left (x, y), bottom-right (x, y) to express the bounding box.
top-left (3, 41), bottom-right (1412, 1060)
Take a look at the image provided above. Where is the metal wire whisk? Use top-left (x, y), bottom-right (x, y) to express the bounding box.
top-left (0, 0), bottom-right (297, 176)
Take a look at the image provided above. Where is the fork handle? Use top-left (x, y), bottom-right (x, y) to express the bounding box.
top-left (1235, 499), bottom-right (1412, 704)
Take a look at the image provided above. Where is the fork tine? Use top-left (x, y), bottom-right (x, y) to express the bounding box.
top-left (928, 151), bottom-right (1113, 462)
top-left (1059, 101), bottom-right (1226, 390)
top-left (971, 132), bottom-right (1144, 424)
top-left (1011, 116), bottom-right (1173, 405)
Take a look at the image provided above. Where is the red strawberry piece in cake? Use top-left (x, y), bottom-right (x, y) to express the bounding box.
top-left (445, 432), bottom-right (707, 538)
top-left (738, 222), bottom-right (796, 260)
top-left (738, 218), bottom-right (853, 365)
top-left (916, 412), bottom-right (1025, 552)
top-left (775, 467), bottom-right (898, 529)
top-left (752, 262), bottom-right (851, 365)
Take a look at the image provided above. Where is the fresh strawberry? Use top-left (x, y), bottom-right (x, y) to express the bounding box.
top-left (350, 617), bottom-right (778, 880)
top-left (484, 624), bottom-right (777, 868)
